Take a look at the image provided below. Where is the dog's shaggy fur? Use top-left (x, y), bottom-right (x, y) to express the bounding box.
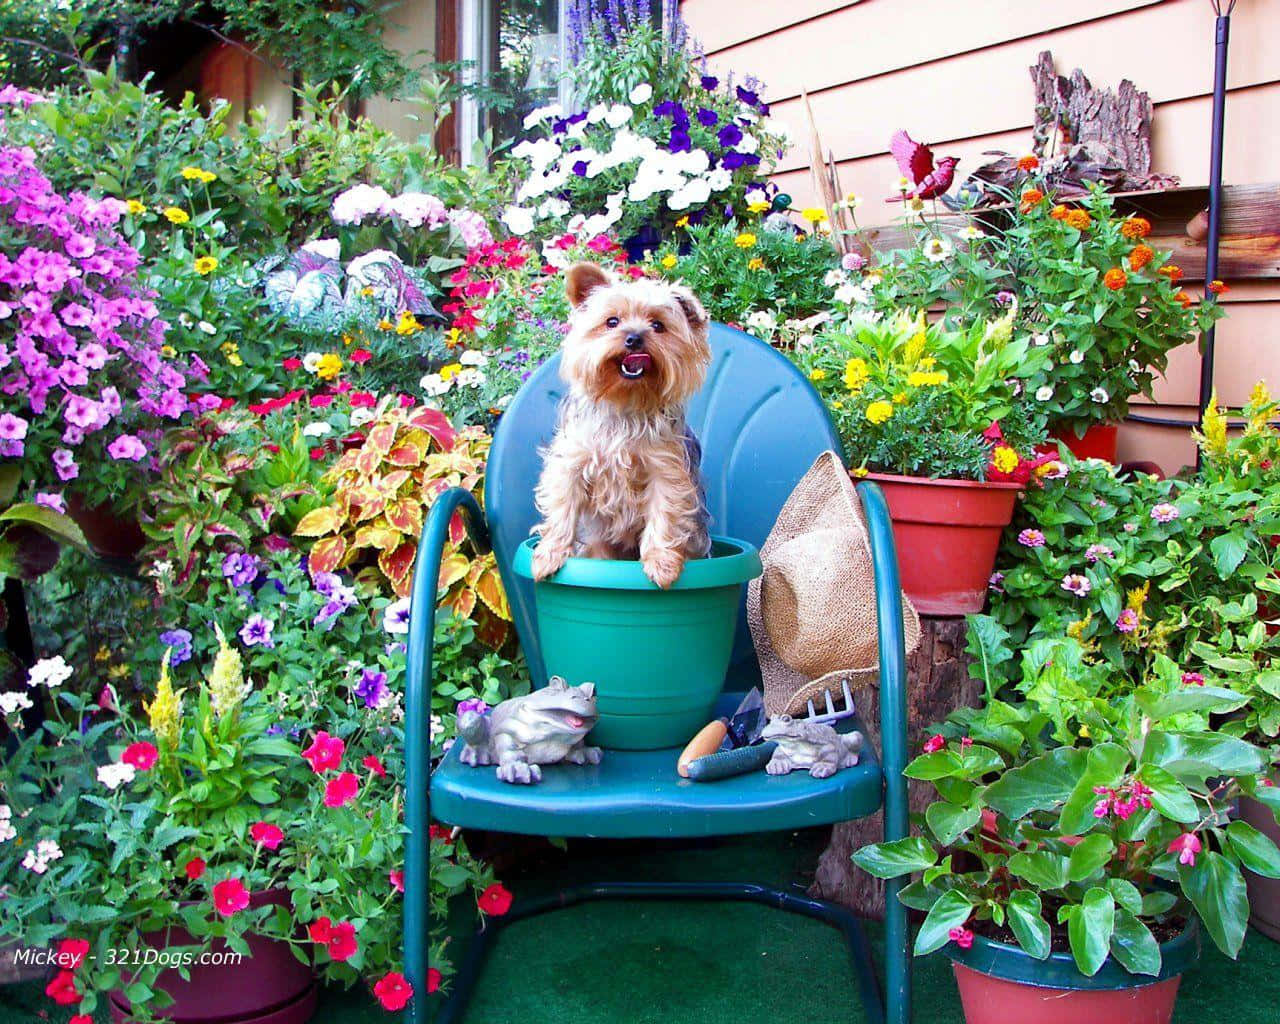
top-left (530, 262), bottom-right (712, 588)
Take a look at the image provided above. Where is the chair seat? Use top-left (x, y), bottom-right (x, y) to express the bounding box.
top-left (430, 693), bottom-right (883, 838)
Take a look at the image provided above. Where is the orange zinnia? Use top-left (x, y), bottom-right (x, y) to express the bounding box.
top-left (1050, 204), bottom-right (1069, 220)
top-left (1158, 264), bottom-right (1184, 283)
top-left (1020, 188), bottom-right (1045, 211)
top-left (1103, 267), bottom-right (1128, 291)
top-left (1017, 155), bottom-right (1040, 172)
top-left (1065, 209), bottom-right (1092, 231)
top-left (1174, 290), bottom-right (1193, 308)
top-left (1207, 279), bottom-right (1230, 295)
top-left (1121, 216), bottom-right (1152, 239)
top-left (1128, 244), bottom-right (1154, 271)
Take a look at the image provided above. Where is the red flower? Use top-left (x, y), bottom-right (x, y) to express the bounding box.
top-left (250, 821), bottom-right (284, 850)
top-left (349, 391), bottom-right (376, 408)
top-left (390, 869), bottom-right (405, 893)
top-left (308, 917), bottom-right (333, 944)
top-left (427, 968), bottom-right (442, 993)
top-left (922, 734), bottom-right (945, 754)
top-left (283, 357), bottom-right (303, 371)
top-left (350, 348), bottom-right (373, 364)
top-left (1016, 154), bottom-right (1039, 172)
top-left (45, 970), bottom-right (80, 1005)
top-left (309, 446), bottom-right (326, 461)
top-left (301, 730), bottom-right (345, 773)
top-left (362, 754), bottom-right (387, 778)
top-left (212, 877), bottom-right (251, 917)
top-left (1169, 832), bottom-right (1202, 867)
top-left (56, 938), bottom-right (90, 970)
top-left (327, 921), bottom-right (358, 961)
top-left (477, 883), bottom-right (513, 916)
top-left (70, 1016), bottom-right (93, 1024)
top-left (122, 741), bottom-right (158, 770)
top-left (373, 972), bottom-right (414, 1011)
top-left (184, 857), bottom-right (207, 880)
top-left (429, 824), bottom-right (454, 845)
top-left (1207, 279), bottom-right (1230, 295)
top-left (1103, 267), bottom-right (1128, 291)
top-left (310, 393), bottom-right (335, 409)
top-left (948, 926), bottom-right (974, 950)
top-left (324, 771), bottom-right (360, 808)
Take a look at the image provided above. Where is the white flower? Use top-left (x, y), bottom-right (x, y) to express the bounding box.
top-left (706, 168), bottom-right (733, 192)
top-left (1090, 387), bottom-right (1109, 403)
top-left (302, 237), bottom-right (341, 261)
top-left (957, 224), bottom-right (984, 241)
top-left (863, 273), bottom-right (882, 288)
top-left (303, 352), bottom-right (323, 373)
top-left (97, 761), bottom-right (136, 791)
top-left (22, 849), bottom-right (47, 873)
top-left (331, 184), bottom-right (391, 226)
top-left (0, 691), bottom-right (31, 715)
top-left (586, 103), bottom-right (608, 124)
top-left (1129, 359), bottom-right (1142, 373)
top-left (301, 421), bottom-right (332, 437)
top-left (537, 196), bottom-right (570, 220)
top-left (891, 175), bottom-right (911, 193)
top-left (922, 237), bottom-right (953, 263)
top-left (834, 283), bottom-right (869, 306)
top-left (456, 368), bottom-right (486, 387)
top-left (1069, 350), bottom-right (1084, 364)
top-left (386, 191), bottom-right (448, 229)
top-left (738, 134), bottom-right (759, 154)
top-left (824, 269), bottom-right (848, 287)
top-left (838, 193), bottom-right (864, 210)
top-left (1036, 385), bottom-right (1055, 402)
top-left (667, 176), bottom-right (712, 211)
top-left (628, 83), bottom-right (653, 104)
top-left (502, 206), bottom-right (536, 236)
top-left (1032, 333), bottom-right (1050, 347)
top-left (459, 349), bottom-right (489, 367)
top-left (522, 102), bottom-right (562, 129)
top-left (350, 407), bottom-right (375, 427)
top-left (28, 656), bottom-right (71, 689)
top-left (420, 373), bottom-right (451, 397)
top-left (197, 320), bottom-right (217, 335)
top-left (745, 310), bottom-right (777, 333)
top-left (384, 597), bottom-right (411, 635)
top-left (0, 805), bottom-right (14, 844)
top-left (37, 839), bottom-right (63, 862)
top-left (746, 187), bottom-right (768, 207)
top-left (511, 137), bottom-right (562, 172)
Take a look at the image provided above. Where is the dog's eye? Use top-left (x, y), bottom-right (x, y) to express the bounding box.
top-left (650, 320), bottom-right (665, 333)
top-left (605, 317), bottom-right (619, 328)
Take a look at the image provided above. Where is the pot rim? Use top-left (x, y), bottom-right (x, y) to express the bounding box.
top-left (947, 916), bottom-right (1200, 991)
top-left (513, 535), bottom-right (762, 591)
top-left (864, 471), bottom-right (1024, 491)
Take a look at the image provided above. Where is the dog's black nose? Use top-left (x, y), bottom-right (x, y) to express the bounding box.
top-left (623, 332), bottom-right (645, 350)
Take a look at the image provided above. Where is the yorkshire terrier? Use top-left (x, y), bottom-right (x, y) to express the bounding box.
top-left (530, 261), bottom-right (712, 589)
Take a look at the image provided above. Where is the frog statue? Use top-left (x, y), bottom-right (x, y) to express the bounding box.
top-left (760, 715), bottom-right (863, 779)
top-left (457, 676), bottom-right (603, 784)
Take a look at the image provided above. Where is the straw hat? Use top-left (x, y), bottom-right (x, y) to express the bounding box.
top-left (748, 451), bottom-right (921, 717)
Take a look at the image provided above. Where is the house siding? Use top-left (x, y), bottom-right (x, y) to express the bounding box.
top-left (681, 0), bottom-right (1280, 470)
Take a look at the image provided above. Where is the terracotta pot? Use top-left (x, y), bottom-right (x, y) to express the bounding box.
top-left (1241, 794), bottom-right (1280, 941)
top-left (66, 494), bottom-right (145, 562)
top-left (1049, 422), bottom-right (1120, 463)
top-left (110, 889), bottom-right (316, 1024)
top-left (949, 922), bottom-right (1199, 1024)
top-left (865, 472), bottom-right (1022, 616)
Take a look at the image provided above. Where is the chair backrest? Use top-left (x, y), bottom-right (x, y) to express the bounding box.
top-left (486, 322), bottom-right (844, 689)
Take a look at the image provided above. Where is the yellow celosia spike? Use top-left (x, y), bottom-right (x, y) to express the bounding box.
top-left (206, 623), bottom-right (246, 718)
top-left (1198, 391), bottom-right (1229, 459)
top-left (145, 647), bottom-right (183, 748)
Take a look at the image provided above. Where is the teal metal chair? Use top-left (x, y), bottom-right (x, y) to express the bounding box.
top-left (404, 324), bottom-right (911, 1024)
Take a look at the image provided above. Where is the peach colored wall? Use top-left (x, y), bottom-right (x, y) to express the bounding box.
top-left (681, 0), bottom-right (1280, 472)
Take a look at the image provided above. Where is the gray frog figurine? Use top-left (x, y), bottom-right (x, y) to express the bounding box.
top-left (457, 676), bottom-right (603, 784)
top-left (761, 715), bottom-right (863, 779)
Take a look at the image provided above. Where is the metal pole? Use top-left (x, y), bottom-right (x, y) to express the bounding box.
top-left (1197, 11), bottom-right (1231, 418)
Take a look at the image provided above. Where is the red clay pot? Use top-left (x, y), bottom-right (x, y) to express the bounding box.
top-left (952, 962), bottom-right (1181, 1024)
top-left (67, 494), bottom-right (145, 562)
top-left (110, 890), bottom-right (316, 1024)
top-left (1049, 422), bottom-right (1120, 463)
top-left (865, 472), bottom-right (1022, 616)
top-left (1241, 794), bottom-right (1280, 941)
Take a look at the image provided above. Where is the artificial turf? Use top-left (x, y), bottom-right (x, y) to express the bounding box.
top-left (5, 830), bottom-right (1280, 1024)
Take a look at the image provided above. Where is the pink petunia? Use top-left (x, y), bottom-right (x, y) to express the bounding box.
top-left (301, 730), bottom-right (345, 773)
top-left (106, 434), bottom-right (146, 461)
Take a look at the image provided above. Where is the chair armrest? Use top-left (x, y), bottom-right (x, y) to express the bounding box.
top-left (403, 486), bottom-right (489, 1005)
top-left (856, 480), bottom-right (909, 844)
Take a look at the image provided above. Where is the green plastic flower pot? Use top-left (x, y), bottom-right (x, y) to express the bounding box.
top-left (512, 536), bottom-right (762, 750)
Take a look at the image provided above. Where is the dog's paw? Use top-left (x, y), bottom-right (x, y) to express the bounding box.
top-left (641, 549), bottom-right (685, 589)
top-left (531, 543), bottom-right (571, 581)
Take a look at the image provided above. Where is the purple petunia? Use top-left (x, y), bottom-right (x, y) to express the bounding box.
top-left (717, 123), bottom-right (743, 149)
top-left (354, 668), bottom-right (388, 709)
top-left (106, 433), bottom-right (146, 461)
top-left (668, 130), bottom-right (693, 153)
top-left (695, 107), bottom-right (718, 127)
top-left (221, 551), bottom-right (261, 589)
top-left (735, 85), bottom-right (759, 106)
top-left (159, 628), bottom-right (194, 665)
top-left (239, 614), bottom-right (275, 648)
top-left (700, 75), bottom-right (719, 91)
top-left (721, 151), bottom-right (759, 170)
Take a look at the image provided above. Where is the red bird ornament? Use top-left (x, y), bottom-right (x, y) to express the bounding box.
top-left (886, 130), bottom-right (959, 201)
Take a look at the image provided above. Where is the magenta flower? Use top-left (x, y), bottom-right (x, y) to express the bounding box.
top-left (1150, 502), bottom-right (1180, 523)
top-left (0, 412), bottom-right (27, 440)
top-left (1116, 609), bottom-right (1139, 633)
top-left (922, 734), bottom-right (945, 754)
top-left (34, 491), bottom-right (65, 513)
top-left (106, 434), bottom-right (146, 461)
top-left (948, 927), bottom-right (974, 950)
top-left (1084, 543), bottom-right (1113, 564)
top-left (988, 572), bottom-right (1005, 592)
top-left (239, 614), bottom-right (275, 648)
top-left (1168, 833), bottom-right (1201, 867)
top-left (1017, 529), bottom-right (1046, 548)
top-left (1061, 574), bottom-right (1092, 597)
top-left (1181, 671), bottom-right (1206, 687)
top-left (51, 448), bottom-right (78, 480)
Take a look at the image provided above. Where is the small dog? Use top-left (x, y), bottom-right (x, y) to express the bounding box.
top-left (530, 262), bottom-right (712, 588)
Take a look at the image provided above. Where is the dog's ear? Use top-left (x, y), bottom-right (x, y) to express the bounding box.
top-left (670, 285), bottom-right (708, 330)
top-left (565, 262), bottom-right (612, 308)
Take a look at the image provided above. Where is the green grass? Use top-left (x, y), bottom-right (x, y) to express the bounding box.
top-left (6, 831), bottom-right (1280, 1023)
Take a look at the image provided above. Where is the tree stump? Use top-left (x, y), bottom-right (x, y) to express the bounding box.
top-left (809, 616), bottom-right (984, 918)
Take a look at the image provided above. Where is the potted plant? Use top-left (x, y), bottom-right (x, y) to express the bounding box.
top-left (794, 311), bottom-right (1051, 614)
top-left (854, 629), bottom-right (1280, 1024)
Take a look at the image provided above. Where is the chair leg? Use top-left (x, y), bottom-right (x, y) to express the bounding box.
top-left (883, 875), bottom-right (911, 1024)
top-left (424, 881), bottom-right (894, 1024)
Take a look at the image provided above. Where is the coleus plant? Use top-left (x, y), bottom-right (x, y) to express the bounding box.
top-left (854, 629), bottom-right (1280, 977)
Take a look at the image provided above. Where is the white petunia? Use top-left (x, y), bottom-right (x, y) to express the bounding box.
top-left (455, 368), bottom-right (486, 387)
top-left (301, 422), bottom-right (332, 438)
top-left (1032, 333), bottom-right (1050, 347)
top-left (420, 373), bottom-right (451, 397)
top-left (629, 82), bottom-right (653, 104)
top-left (1069, 350), bottom-right (1084, 364)
top-left (706, 168), bottom-right (733, 192)
top-left (586, 103), bottom-right (608, 124)
top-left (1036, 385), bottom-right (1055, 402)
top-left (302, 238), bottom-right (341, 261)
top-left (459, 349), bottom-right (489, 367)
top-left (384, 597), bottom-right (411, 635)
top-left (522, 102), bottom-right (562, 129)
top-left (502, 206), bottom-right (536, 236)
top-left (97, 761), bottom-right (136, 791)
top-left (1090, 387), bottom-right (1109, 403)
top-left (538, 196), bottom-right (570, 220)
top-left (28, 656), bottom-right (71, 689)
top-left (197, 320), bottom-right (217, 335)
top-left (745, 187), bottom-right (768, 207)
top-left (737, 134), bottom-right (759, 154)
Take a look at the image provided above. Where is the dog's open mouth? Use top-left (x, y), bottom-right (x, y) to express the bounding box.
top-left (619, 352), bottom-right (651, 379)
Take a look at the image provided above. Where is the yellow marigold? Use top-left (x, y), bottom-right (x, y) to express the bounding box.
top-left (145, 648), bottom-right (182, 748)
top-left (747, 200), bottom-right (770, 214)
top-left (808, 368), bottom-right (827, 382)
top-left (396, 311), bottom-right (423, 335)
top-left (206, 623), bottom-right (246, 718)
top-left (1128, 244), bottom-right (1154, 271)
top-left (866, 400), bottom-right (894, 425)
top-left (991, 445), bottom-right (1019, 474)
top-left (126, 199), bottom-right (146, 215)
top-left (341, 333), bottom-right (355, 346)
top-left (1050, 204), bottom-right (1069, 221)
top-left (439, 362), bottom-right (463, 382)
top-left (660, 254), bottom-right (678, 269)
top-left (675, 215), bottom-right (690, 228)
top-left (734, 232), bottom-right (757, 249)
top-left (851, 466), bottom-right (869, 478)
top-left (1064, 209), bottom-right (1091, 231)
top-left (800, 207), bottom-right (828, 224)
top-left (1020, 188), bottom-right (1044, 211)
top-left (194, 255), bottom-right (218, 275)
top-left (444, 327), bottom-right (463, 348)
top-left (1120, 216), bottom-right (1151, 240)
top-left (747, 257), bottom-right (765, 271)
top-left (892, 391), bottom-right (907, 404)
top-left (377, 317), bottom-right (394, 331)
top-left (181, 166), bottom-right (217, 183)
top-left (315, 353), bottom-right (343, 380)
top-left (163, 206), bottom-right (190, 225)
top-left (1103, 267), bottom-right (1128, 291)
top-left (843, 357), bottom-right (869, 393)
top-left (1198, 391), bottom-right (1229, 460)
top-left (906, 369), bottom-right (947, 387)
top-left (1016, 154), bottom-right (1040, 172)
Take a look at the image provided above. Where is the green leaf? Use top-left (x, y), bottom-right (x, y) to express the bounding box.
top-left (926, 801), bottom-right (981, 846)
top-left (914, 889), bottom-right (975, 956)
top-left (1007, 850), bottom-right (1070, 890)
top-left (1143, 686), bottom-right (1249, 721)
top-left (1006, 890), bottom-right (1051, 960)
top-left (1210, 532), bottom-right (1250, 579)
top-left (984, 747), bottom-right (1086, 819)
top-left (904, 750), bottom-right (965, 781)
top-left (1179, 849), bottom-right (1250, 958)
top-left (852, 836), bottom-right (937, 878)
top-left (1106, 878), bottom-right (1143, 915)
top-left (1137, 764), bottom-right (1199, 823)
top-left (1110, 908), bottom-right (1162, 976)
top-left (1068, 834), bottom-right (1116, 882)
top-left (1067, 888), bottom-right (1115, 976)
top-left (1141, 890), bottom-right (1178, 917)
top-left (1226, 820), bottom-right (1280, 879)
top-left (1145, 732), bottom-right (1266, 783)
top-left (0, 502), bottom-right (89, 550)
